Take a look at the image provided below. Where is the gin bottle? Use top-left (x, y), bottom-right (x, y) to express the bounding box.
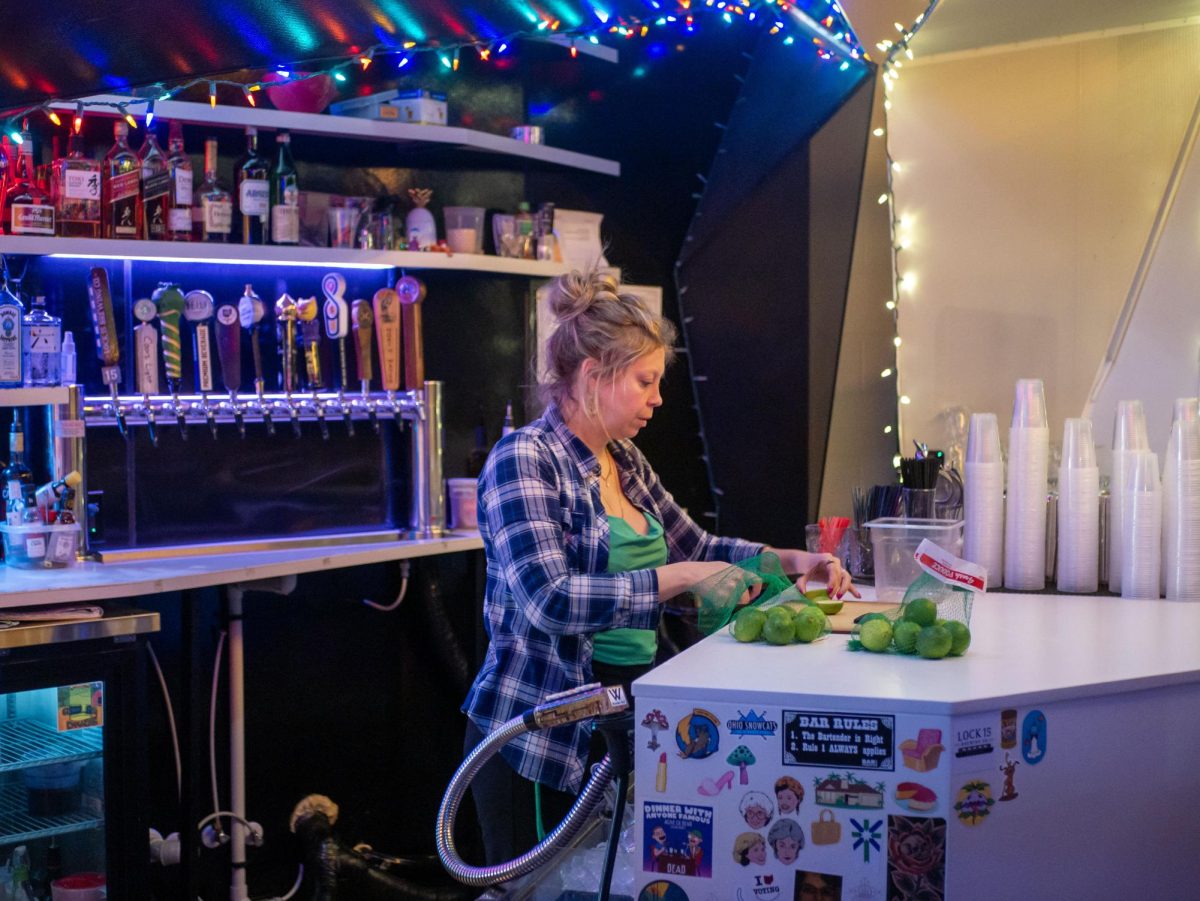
top-left (0, 279), bottom-right (23, 388)
top-left (23, 295), bottom-right (61, 386)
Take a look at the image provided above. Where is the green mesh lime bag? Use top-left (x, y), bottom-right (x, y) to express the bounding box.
top-left (688, 552), bottom-right (833, 643)
top-left (849, 539), bottom-right (986, 658)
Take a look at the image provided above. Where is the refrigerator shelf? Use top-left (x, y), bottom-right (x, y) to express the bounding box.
top-left (0, 783), bottom-right (104, 844)
top-left (0, 719), bottom-right (103, 773)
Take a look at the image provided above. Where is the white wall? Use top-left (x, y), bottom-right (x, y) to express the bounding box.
top-left (888, 23), bottom-right (1200, 463)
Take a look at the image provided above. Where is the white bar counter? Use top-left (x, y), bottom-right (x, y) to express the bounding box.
top-left (631, 591), bottom-right (1200, 900)
top-left (0, 533), bottom-right (483, 608)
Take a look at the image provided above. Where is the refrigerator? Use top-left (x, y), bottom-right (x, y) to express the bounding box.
top-left (0, 611), bottom-right (157, 899)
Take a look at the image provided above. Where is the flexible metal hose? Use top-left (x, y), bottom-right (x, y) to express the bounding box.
top-left (436, 714), bottom-right (615, 887)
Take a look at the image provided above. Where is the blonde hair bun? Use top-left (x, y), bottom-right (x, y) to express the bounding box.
top-left (548, 269), bottom-right (622, 325)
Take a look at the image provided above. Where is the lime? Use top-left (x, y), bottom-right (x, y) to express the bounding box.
top-left (944, 621), bottom-right (972, 656)
top-left (892, 620), bottom-right (921, 654)
top-left (793, 607), bottom-right (827, 643)
top-left (732, 608), bottom-right (767, 643)
top-left (903, 597), bottom-right (938, 628)
top-left (916, 624), bottom-right (952, 659)
top-left (804, 587), bottom-right (830, 601)
top-left (859, 618), bottom-right (893, 653)
top-left (814, 598), bottom-right (844, 616)
top-left (857, 612), bottom-right (890, 625)
top-left (762, 611), bottom-right (796, 645)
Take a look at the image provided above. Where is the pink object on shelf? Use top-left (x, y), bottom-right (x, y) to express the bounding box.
top-left (263, 73), bottom-right (338, 113)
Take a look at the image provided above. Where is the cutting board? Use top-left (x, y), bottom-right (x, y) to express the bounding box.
top-left (827, 600), bottom-right (896, 634)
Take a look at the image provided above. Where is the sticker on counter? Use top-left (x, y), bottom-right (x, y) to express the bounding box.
top-left (814, 773), bottom-right (885, 809)
top-left (768, 818), bottom-right (805, 865)
top-left (952, 717), bottom-right (995, 761)
top-left (850, 818), bottom-right (883, 863)
top-left (697, 771), bottom-right (734, 796)
top-left (811, 809), bottom-right (842, 845)
top-left (638, 880), bottom-right (690, 901)
top-left (953, 780), bottom-right (994, 826)
top-left (728, 709), bottom-right (779, 740)
top-left (774, 775), bottom-right (805, 814)
top-left (737, 873), bottom-right (781, 901)
top-left (676, 708), bottom-right (721, 759)
top-left (732, 832), bottom-right (769, 867)
top-left (643, 709), bottom-right (670, 750)
top-left (794, 871), bottom-right (843, 900)
top-left (1021, 710), bottom-right (1047, 765)
top-left (644, 802), bottom-right (713, 878)
top-left (783, 711), bottom-right (894, 771)
top-left (57, 682), bottom-right (103, 731)
top-left (728, 745), bottom-right (759, 784)
top-left (1000, 709), bottom-right (1017, 749)
top-left (887, 815), bottom-right (946, 900)
top-left (739, 791), bottom-right (775, 829)
top-left (656, 752), bottom-right (668, 793)
top-left (893, 782), bottom-right (938, 812)
top-left (846, 876), bottom-right (883, 900)
top-left (998, 752), bottom-right (1020, 801)
top-left (898, 729), bottom-right (945, 773)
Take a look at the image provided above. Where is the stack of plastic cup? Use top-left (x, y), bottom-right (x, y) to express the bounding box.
top-left (1056, 418), bottom-right (1099, 593)
top-left (1121, 450), bottom-right (1161, 598)
top-left (1004, 379), bottom-right (1050, 590)
top-left (1108, 400), bottom-right (1150, 593)
top-left (964, 412), bottom-right (1005, 586)
top-left (1164, 413), bottom-right (1200, 600)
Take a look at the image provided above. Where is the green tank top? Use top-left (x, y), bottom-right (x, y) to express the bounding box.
top-left (592, 512), bottom-right (668, 666)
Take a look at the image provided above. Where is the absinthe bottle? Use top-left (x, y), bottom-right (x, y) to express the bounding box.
top-left (270, 131), bottom-right (299, 245)
top-left (236, 126), bottom-right (270, 244)
top-left (0, 278), bottom-right (23, 388)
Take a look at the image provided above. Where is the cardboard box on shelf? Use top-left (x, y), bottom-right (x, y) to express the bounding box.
top-left (329, 88), bottom-right (448, 125)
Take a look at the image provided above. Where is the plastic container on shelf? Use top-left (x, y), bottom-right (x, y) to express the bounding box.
top-left (443, 206), bottom-right (485, 254)
top-left (0, 521), bottom-right (80, 568)
top-left (23, 760), bottom-right (85, 816)
top-left (864, 518), bottom-right (965, 602)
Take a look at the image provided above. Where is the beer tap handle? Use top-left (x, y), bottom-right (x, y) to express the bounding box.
top-left (239, 284), bottom-right (273, 435)
top-left (154, 284), bottom-right (188, 440)
top-left (352, 299), bottom-right (378, 434)
top-left (133, 300), bottom-right (160, 396)
top-left (397, 275), bottom-right (426, 391)
top-left (297, 296), bottom-right (324, 392)
top-left (215, 305), bottom-right (245, 439)
top-left (87, 268), bottom-right (127, 438)
top-left (185, 290), bottom-right (218, 439)
top-left (322, 273), bottom-right (354, 436)
top-left (274, 293), bottom-right (298, 395)
top-left (372, 288), bottom-right (401, 396)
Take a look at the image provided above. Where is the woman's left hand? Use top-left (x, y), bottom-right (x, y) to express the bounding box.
top-left (796, 553), bottom-right (860, 600)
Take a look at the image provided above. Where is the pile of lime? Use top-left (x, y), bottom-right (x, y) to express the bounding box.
top-left (855, 597), bottom-right (971, 660)
top-left (731, 602), bottom-right (829, 645)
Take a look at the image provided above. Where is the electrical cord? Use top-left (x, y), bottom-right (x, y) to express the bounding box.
top-left (208, 629), bottom-right (228, 839)
top-left (146, 640), bottom-right (182, 801)
top-left (269, 864), bottom-right (304, 901)
top-left (362, 560), bottom-right (411, 611)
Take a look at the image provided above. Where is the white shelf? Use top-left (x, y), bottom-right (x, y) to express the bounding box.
top-left (0, 387), bottom-right (70, 407)
top-left (0, 235), bottom-right (570, 276)
top-left (54, 94), bottom-right (620, 177)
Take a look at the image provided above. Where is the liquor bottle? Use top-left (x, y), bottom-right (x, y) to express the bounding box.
top-left (139, 128), bottom-right (171, 240)
top-left (4, 121), bottom-right (55, 237)
top-left (102, 120), bottom-right (141, 239)
top-left (165, 121), bottom-right (193, 241)
top-left (0, 278), bottom-right (24, 388)
top-left (193, 137), bottom-right (232, 242)
top-left (52, 132), bottom-right (101, 238)
top-left (23, 295), bottom-right (61, 386)
top-left (3, 416), bottom-right (36, 526)
top-left (269, 131), bottom-right (299, 245)
top-left (236, 126), bottom-right (270, 244)
top-left (514, 202), bottom-right (535, 259)
top-left (0, 137), bottom-right (9, 227)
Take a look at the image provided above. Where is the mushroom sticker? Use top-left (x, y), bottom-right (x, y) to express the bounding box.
top-left (727, 745), bottom-right (757, 784)
top-left (643, 709), bottom-right (670, 750)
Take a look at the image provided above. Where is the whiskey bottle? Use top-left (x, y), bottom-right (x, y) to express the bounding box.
top-left (4, 121), bottom-right (55, 237)
top-left (0, 279), bottom-right (22, 388)
top-left (236, 126), bottom-right (270, 244)
top-left (193, 137), bottom-right (232, 242)
top-left (269, 131), bottom-right (299, 245)
top-left (52, 132), bottom-right (101, 238)
top-left (139, 128), bottom-right (171, 240)
top-left (102, 120), bottom-right (140, 239)
top-left (23, 295), bottom-right (61, 386)
top-left (165, 121), bottom-right (193, 241)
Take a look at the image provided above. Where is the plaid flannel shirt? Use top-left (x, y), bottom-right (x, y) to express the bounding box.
top-left (463, 402), bottom-right (763, 793)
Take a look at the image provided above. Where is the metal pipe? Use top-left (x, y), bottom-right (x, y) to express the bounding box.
top-left (227, 587), bottom-right (249, 901)
top-left (51, 385), bottom-right (89, 558)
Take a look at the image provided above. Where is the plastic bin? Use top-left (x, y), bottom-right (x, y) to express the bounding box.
top-left (864, 518), bottom-right (964, 602)
top-left (24, 761), bottom-right (85, 816)
top-left (0, 521), bottom-right (80, 569)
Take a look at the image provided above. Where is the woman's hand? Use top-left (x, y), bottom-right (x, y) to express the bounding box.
top-left (796, 553), bottom-right (860, 600)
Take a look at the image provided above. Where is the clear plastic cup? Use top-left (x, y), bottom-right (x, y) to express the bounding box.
top-left (443, 206), bottom-right (485, 254)
top-left (1011, 379), bottom-right (1048, 429)
top-left (967, 413), bottom-right (1002, 464)
top-left (1112, 399), bottom-right (1149, 452)
top-left (1172, 397), bottom-right (1199, 425)
top-left (1061, 418), bottom-right (1096, 470)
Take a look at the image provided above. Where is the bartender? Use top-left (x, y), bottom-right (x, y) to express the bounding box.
top-left (462, 268), bottom-right (857, 864)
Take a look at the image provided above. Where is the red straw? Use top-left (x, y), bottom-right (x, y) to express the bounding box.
top-left (818, 516), bottom-right (851, 554)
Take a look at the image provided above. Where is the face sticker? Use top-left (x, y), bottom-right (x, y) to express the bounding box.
top-left (732, 831), bottom-right (769, 867)
top-left (887, 815), bottom-right (946, 900)
top-left (767, 818), bottom-right (805, 865)
top-left (893, 782), bottom-right (938, 813)
top-left (953, 780), bottom-right (994, 826)
top-left (811, 809), bottom-right (842, 846)
top-left (850, 818), bottom-right (883, 863)
top-left (643, 802), bottom-right (714, 879)
top-left (643, 709), bottom-right (671, 750)
top-left (739, 791), bottom-right (775, 830)
top-left (1021, 710), bottom-right (1047, 765)
top-left (898, 728), bottom-right (945, 773)
top-left (638, 880), bottom-right (690, 901)
top-left (676, 708), bottom-right (721, 760)
top-left (998, 752), bottom-right (1020, 801)
top-left (795, 871), bottom-right (843, 900)
top-left (813, 773), bottom-right (885, 809)
top-left (774, 775), bottom-right (805, 815)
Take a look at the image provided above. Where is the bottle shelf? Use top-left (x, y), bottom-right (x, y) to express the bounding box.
top-left (0, 719), bottom-right (104, 774)
top-left (52, 94), bottom-right (620, 176)
top-left (0, 387), bottom-right (70, 407)
top-left (0, 235), bottom-right (571, 276)
top-left (0, 782), bottom-right (104, 845)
